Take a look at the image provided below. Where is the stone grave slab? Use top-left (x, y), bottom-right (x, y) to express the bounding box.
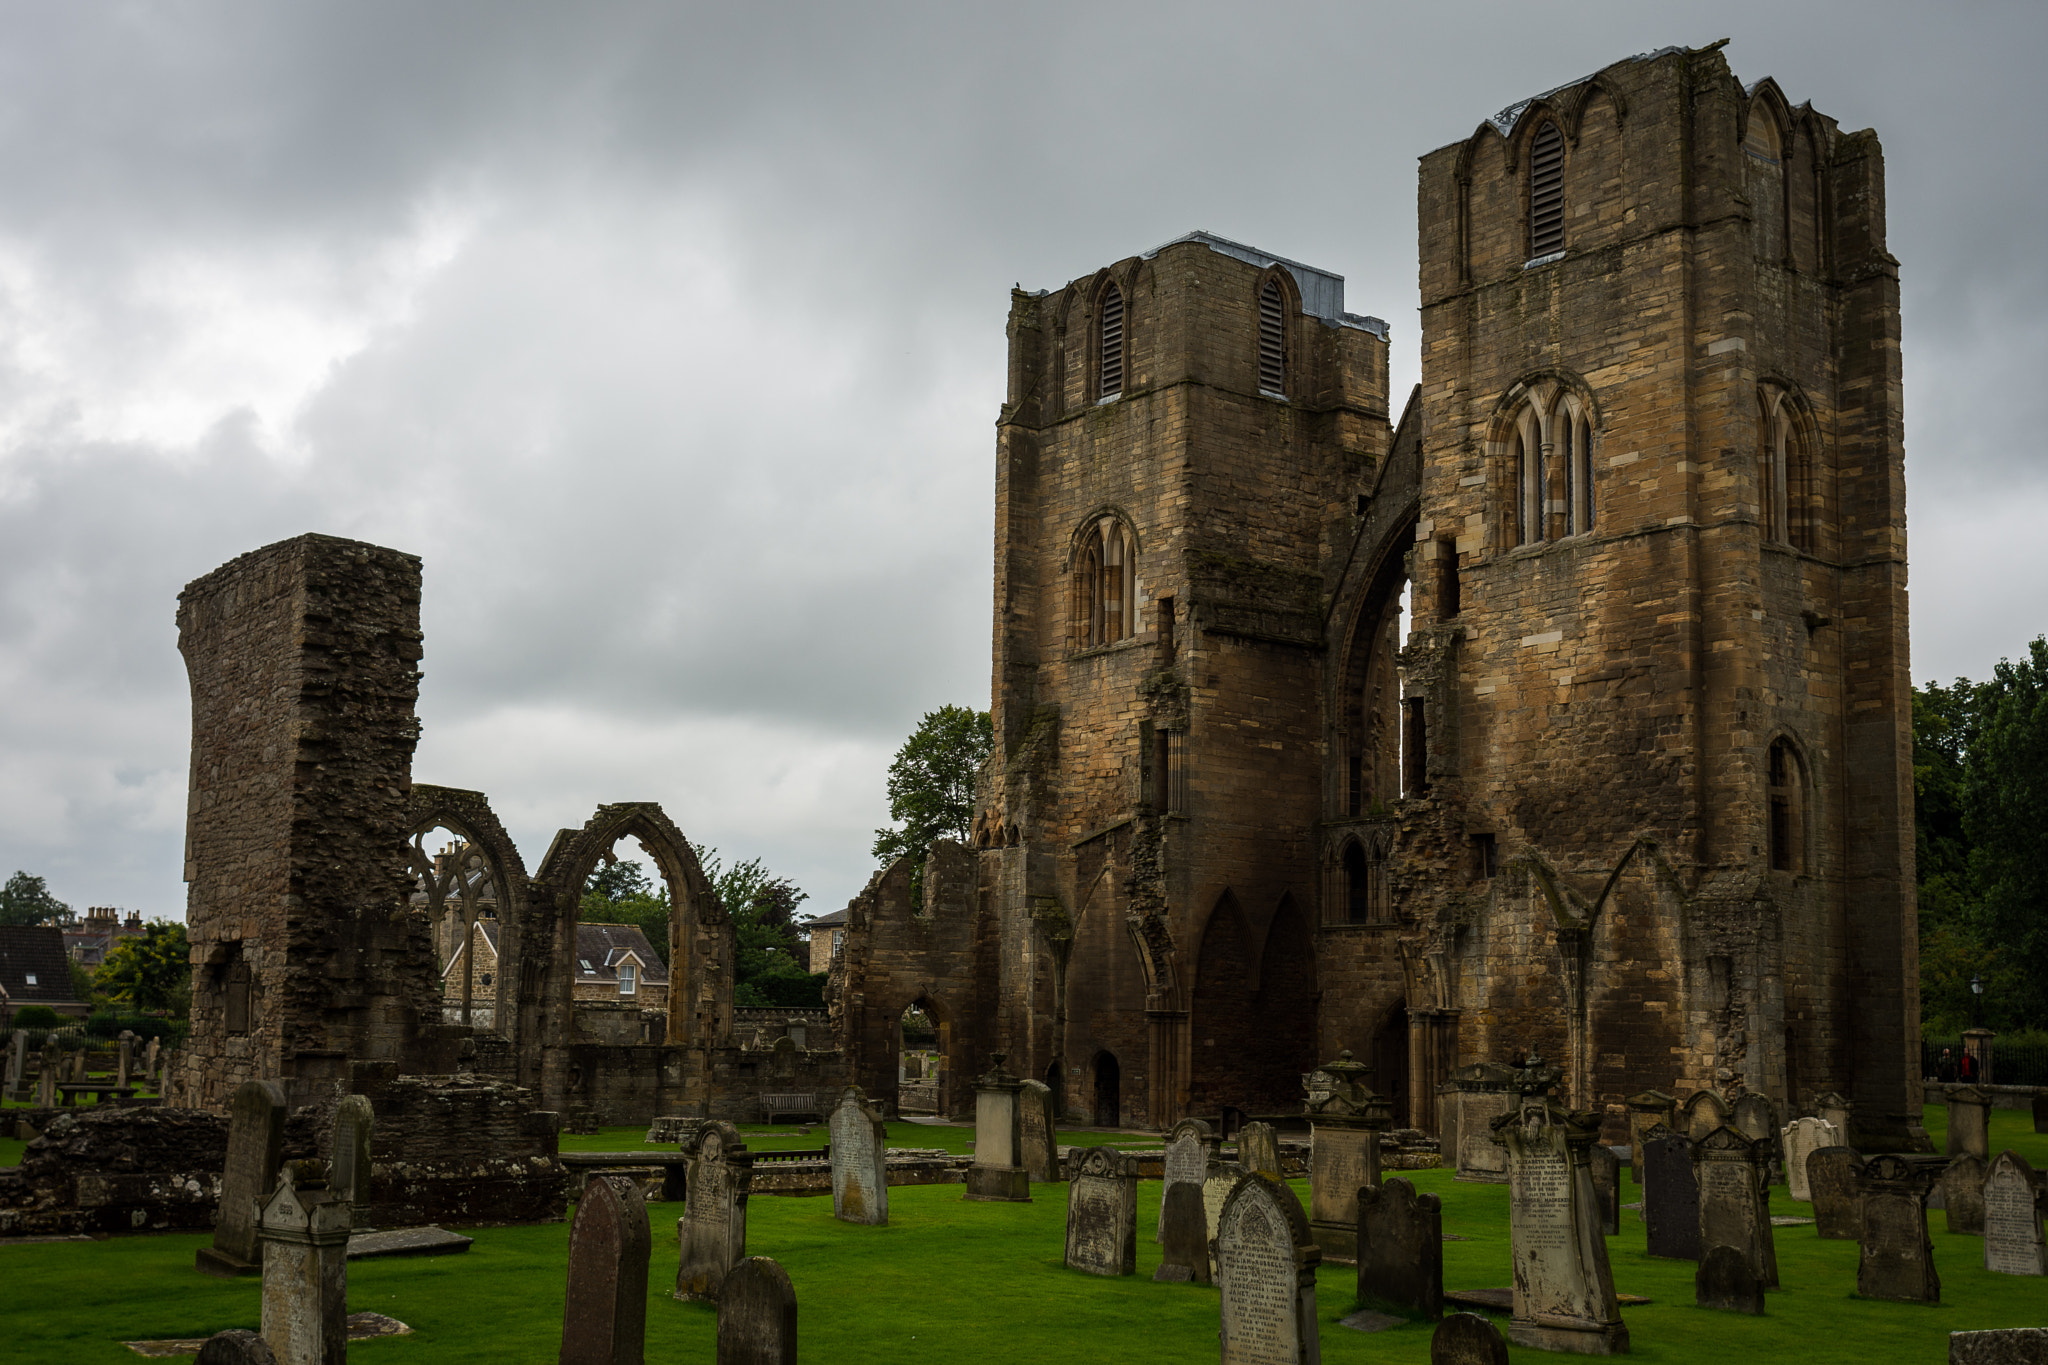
top-left (716, 1256), bottom-right (797, 1365)
top-left (1063, 1146), bottom-right (1138, 1277)
top-left (828, 1086), bottom-right (888, 1226)
top-left (1157, 1117), bottom-right (1216, 1241)
top-left (1493, 1098), bottom-right (1629, 1355)
top-left (561, 1174), bottom-right (649, 1365)
top-left (1950, 1328), bottom-right (2048, 1364)
top-left (1856, 1153), bottom-right (1941, 1303)
top-left (1429, 1313), bottom-right (1509, 1365)
top-left (1017, 1079), bottom-right (1058, 1182)
top-left (676, 1121), bottom-right (752, 1302)
top-left (1337, 1309), bottom-right (1403, 1333)
top-left (1154, 1180), bottom-right (1211, 1284)
top-left (131, 1317), bottom-right (413, 1361)
top-left (1356, 1176), bottom-right (1441, 1320)
top-left (1780, 1116), bottom-right (1839, 1202)
top-left (1679, 1089), bottom-right (1730, 1142)
top-left (1808, 1146), bottom-right (1864, 1240)
top-left (345, 1226), bottom-right (473, 1260)
top-left (1941, 1154), bottom-right (1988, 1236)
top-left (1695, 1243), bottom-right (1764, 1315)
top-left (1641, 1125), bottom-right (1700, 1260)
top-left (1590, 1144), bottom-right (1620, 1236)
top-left (1239, 1121), bottom-right (1282, 1180)
top-left (197, 1080), bottom-right (287, 1278)
top-left (1215, 1172), bottom-right (1320, 1365)
top-left (1693, 1126), bottom-right (1777, 1288)
top-left (1982, 1150), bottom-right (2046, 1276)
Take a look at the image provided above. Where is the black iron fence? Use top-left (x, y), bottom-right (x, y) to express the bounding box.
top-left (1922, 1039), bottom-right (2048, 1087)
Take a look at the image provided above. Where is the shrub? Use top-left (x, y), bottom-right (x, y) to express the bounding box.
top-left (11, 1005), bottom-right (60, 1029)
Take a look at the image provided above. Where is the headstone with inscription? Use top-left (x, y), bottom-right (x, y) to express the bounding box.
top-left (256, 1160), bottom-right (351, 1365)
top-left (1157, 1117), bottom-right (1217, 1242)
top-left (1356, 1176), bottom-right (1442, 1320)
top-left (1680, 1089), bottom-right (1731, 1142)
top-left (1693, 1126), bottom-right (1778, 1288)
top-left (1940, 1154), bottom-right (1987, 1236)
top-left (676, 1121), bottom-right (752, 1302)
top-left (36, 1045), bottom-right (57, 1107)
top-left (560, 1175), bottom-right (650, 1365)
top-left (1063, 1146), bottom-right (1138, 1277)
top-left (1302, 1049), bottom-right (1393, 1264)
top-left (1589, 1145), bottom-right (1620, 1236)
top-left (1429, 1313), bottom-right (1509, 1365)
top-left (1947, 1087), bottom-right (1992, 1162)
top-left (1491, 1097), bottom-right (1629, 1355)
top-left (1154, 1180), bottom-right (1211, 1284)
top-left (1215, 1172), bottom-right (1321, 1365)
top-left (1017, 1079), bottom-right (1058, 1183)
top-left (716, 1256), bottom-right (797, 1365)
top-left (1695, 1244), bottom-right (1764, 1315)
top-left (1624, 1091), bottom-right (1676, 1188)
top-left (1239, 1122), bottom-right (1282, 1181)
top-left (329, 1095), bottom-right (374, 1224)
top-left (1439, 1062), bottom-right (1519, 1183)
top-left (1641, 1124), bottom-right (1700, 1260)
top-left (963, 1054), bottom-right (1030, 1202)
top-left (1780, 1116), bottom-right (1839, 1202)
top-left (1808, 1146), bottom-right (1864, 1240)
top-left (1811, 1091), bottom-right (1855, 1146)
top-left (1855, 1153), bottom-right (1941, 1303)
top-left (1203, 1157), bottom-right (1251, 1277)
top-left (199, 1080), bottom-right (289, 1277)
top-left (828, 1086), bottom-right (888, 1225)
top-left (1982, 1150), bottom-right (2046, 1276)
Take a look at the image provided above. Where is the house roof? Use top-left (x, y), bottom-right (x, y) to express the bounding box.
top-left (0, 925), bottom-right (86, 1010)
top-left (574, 923), bottom-right (669, 986)
top-left (802, 907), bottom-right (848, 931)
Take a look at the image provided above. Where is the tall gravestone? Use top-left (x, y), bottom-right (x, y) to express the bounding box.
top-left (827, 1086), bottom-right (888, 1225)
top-left (1732, 1093), bottom-right (1777, 1143)
top-left (36, 1045), bottom-right (57, 1107)
top-left (1492, 1098), bottom-right (1629, 1355)
top-left (1302, 1049), bottom-right (1393, 1264)
top-left (1808, 1146), bottom-right (1865, 1240)
top-left (256, 1161), bottom-right (351, 1365)
top-left (1239, 1121), bottom-right (1282, 1181)
top-left (329, 1095), bottom-right (374, 1225)
top-left (1780, 1116), bottom-right (1839, 1202)
top-left (1680, 1089), bottom-right (1730, 1142)
top-left (1856, 1153), bottom-right (1941, 1303)
top-left (199, 1080), bottom-right (289, 1277)
top-left (1624, 1091), bottom-right (1676, 1188)
top-left (560, 1175), bottom-right (650, 1365)
top-left (1439, 1061), bottom-right (1519, 1183)
top-left (1947, 1087), bottom-right (1992, 1162)
top-left (1641, 1124), bottom-right (1700, 1260)
top-left (1063, 1146), bottom-right (1138, 1277)
top-left (676, 1121), bottom-right (752, 1302)
top-left (1154, 1181), bottom-right (1211, 1284)
top-left (715, 1256), bottom-right (797, 1365)
top-left (1940, 1154), bottom-right (1988, 1236)
top-left (1693, 1127), bottom-right (1778, 1289)
top-left (1017, 1079), bottom-right (1058, 1183)
top-left (1982, 1150), bottom-right (2046, 1276)
top-left (146, 1037), bottom-right (161, 1085)
top-left (1356, 1176), bottom-right (1442, 1320)
top-left (964, 1054), bottom-right (1030, 1202)
top-left (1429, 1313), bottom-right (1509, 1365)
top-left (1156, 1117), bottom-right (1217, 1241)
top-left (1811, 1091), bottom-right (1855, 1147)
top-left (5, 1031), bottom-right (23, 1097)
top-left (118, 1036), bottom-right (134, 1091)
top-left (1215, 1172), bottom-right (1321, 1365)
top-left (1589, 1145), bottom-right (1620, 1236)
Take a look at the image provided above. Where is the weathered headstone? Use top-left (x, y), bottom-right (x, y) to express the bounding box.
top-left (963, 1054), bottom-right (1030, 1202)
top-left (1982, 1150), bottom-right (2046, 1276)
top-left (1855, 1153), bottom-right (1941, 1303)
top-left (1063, 1146), bottom-right (1138, 1277)
top-left (1947, 1087), bottom-right (1992, 1162)
top-left (1693, 1126), bottom-right (1778, 1288)
top-left (1641, 1124), bottom-right (1700, 1260)
top-left (561, 1175), bottom-right (650, 1365)
top-left (4, 1030), bottom-right (23, 1095)
top-left (1203, 1157), bottom-right (1251, 1276)
top-left (1680, 1088), bottom-right (1730, 1141)
top-left (827, 1086), bottom-right (887, 1225)
top-left (1811, 1091), bottom-right (1855, 1146)
top-left (1239, 1121), bottom-right (1282, 1181)
top-left (196, 1331), bottom-right (279, 1365)
top-left (1356, 1176), bottom-right (1442, 1320)
top-left (1429, 1313), bottom-right (1509, 1365)
top-left (257, 1160), bottom-right (352, 1365)
top-left (716, 1256), bottom-right (796, 1365)
top-left (1154, 1180), bottom-right (1211, 1284)
top-left (146, 1036), bottom-right (161, 1085)
top-left (117, 1036), bottom-right (134, 1091)
top-left (1780, 1116), bottom-right (1839, 1202)
top-left (35, 1045), bottom-right (56, 1107)
top-left (1950, 1328), bottom-right (2048, 1364)
top-left (1940, 1154), bottom-right (1988, 1236)
top-left (1303, 1049), bottom-right (1393, 1264)
top-left (1695, 1243), bottom-right (1765, 1315)
top-left (199, 1080), bottom-right (289, 1277)
top-left (1808, 1146), bottom-right (1865, 1240)
top-left (1156, 1117), bottom-right (1217, 1241)
top-left (1492, 1097), bottom-right (1629, 1355)
top-left (1624, 1091), bottom-right (1676, 1187)
top-left (1439, 1061), bottom-right (1519, 1183)
top-left (1017, 1079), bottom-right (1058, 1183)
top-left (1215, 1172), bottom-right (1321, 1365)
top-left (676, 1120), bottom-right (752, 1302)
top-left (1589, 1145), bottom-right (1620, 1236)
top-left (329, 1096), bottom-right (374, 1223)
top-left (1732, 1093), bottom-right (1776, 1143)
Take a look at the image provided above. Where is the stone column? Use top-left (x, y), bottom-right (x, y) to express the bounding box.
top-left (1962, 1029), bottom-right (1996, 1087)
top-left (1947, 1086), bottom-right (1992, 1162)
top-left (1301, 1050), bottom-right (1392, 1264)
top-left (256, 1161), bottom-right (352, 1365)
top-left (963, 1054), bottom-right (1030, 1202)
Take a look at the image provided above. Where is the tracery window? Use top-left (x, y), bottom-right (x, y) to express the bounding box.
top-left (1758, 388), bottom-right (1813, 550)
top-left (1257, 278), bottom-right (1286, 396)
top-left (1098, 281), bottom-right (1125, 401)
top-left (1506, 390), bottom-right (1596, 546)
top-left (1072, 516), bottom-right (1136, 648)
top-left (1743, 105), bottom-right (1786, 262)
top-left (1528, 121), bottom-right (1566, 259)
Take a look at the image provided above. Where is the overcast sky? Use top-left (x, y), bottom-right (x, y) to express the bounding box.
top-left (0, 2), bottom-right (2042, 924)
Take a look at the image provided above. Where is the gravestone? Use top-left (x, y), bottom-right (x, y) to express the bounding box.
top-left (146, 1036), bottom-right (161, 1085)
top-left (1808, 1146), bottom-right (1865, 1240)
top-left (1303, 1049), bottom-right (1393, 1264)
top-left (1811, 1091), bottom-right (1855, 1147)
top-left (1215, 1172), bottom-right (1321, 1365)
top-left (329, 1096), bottom-right (374, 1223)
top-left (676, 1120), bottom-right (752, 1302)
top-left (36, 1046), bottom-right (57, 1107)
top-left (1239, 1122), bottom-right (1282, 1181)
top-left (118, 1037), bottom-right (133, 1090)
top-left (1950, 1329), bottom-right (2048, 1364)
top-left (1017, 1079), bottom-right (1058, 1183)
top-left (1695, 1244), bottom-right (1765, 1315)
top-left (560, 1175), bottom-right (650, 1365)
top-left (1063, 1146), bottom-right (1138, 1277)
top-left (1356, 1176), bottom-right (1442, 1320)
top-left (199, 1080), bottom-right (289, 1277)
top-left (1203, 1157), bottom-right (1251, 1277)
top-left (1429, 1313), bottom-right (1509, 1365)
top-left (1153, 1180), bottom-right (1211, 1284)
top-left (1680, 1088), bottom-right (1731, 1141)
top-left (1780, 1116), bottom-right (1839, 1202)
top-left (1693, 1126), bottom-right (1778, 1288)
top-left (1641, 1125), bottom-right (1700, 1260)
top-left (2034, 1093), bottom-right (2048, 1136)
top-left (1732, 1093), bottom-right (1776, 1142)
top-left (1589, 1145), bottom-right (1620, 1236)
top-left (1940, 1154), bottom-right (1987, 1236)
top-left (1947, 1087), bottom-right (1992, 1162)
top-left (1156, 1117), bottom-right (1217, 1241)
top-left (4, 1030), bottom-right (22, 1094)
top-left (256, 1160), bottom-right (352, 1365)
top-left (1855, 1153), bottom-right (1941, 1303)
top-left (1439, 1061), bottom-right (1519, 1183)
top-left (1492, 1097), bottom-right (1629, 1355)
top-left (1624, 1091), bottom-right (1676, 1188)
top-left (197, 1332), bottom-right (279, 1365)
top-left (716, 1256), bottom-right (797, 1365)
top-left (827, 1086), bottom-right (888, 1225)
top-left (963, 1054), bottom-right (1030, 1202)
top-left (1982, 1150), bottom-right (2046, 1276)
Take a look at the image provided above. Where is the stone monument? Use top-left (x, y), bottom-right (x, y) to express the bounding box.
top-left (1356, 1176), bottom-right (1442, 1320)
top-left (1063, 1146), bottom-right (1139, 1277)
top-left (1156, 1116), bottom-right (1217, 1241)
top-left (1239, 1121), bottom-right (1282, 1181)
top-left (1732, 1093), bottom-right (1777, 1148)
top-left (1589, 1144), bottom-right (1620, 1236)
top-left (1429, 1314), bottom-right (1509, 1365)
top-left (716, 1256), bottom-right (797, 1365)
top-left (1438, 1061), bottom-right (1519, 1183)
top-left (1693, 1126), bottom-right (1778, 1289)
top-left (36, 1044), bottom-right (57, 1108)
top-left (676, 1120), bottom-right (752, 1302)
top-left (1017, 1079), bottom-right (1058, 1183)
top-left (1695, 1244), bottom-right (1764, 1315)
top-left (199, 1080), bottom-right (289, 1277)
top-left (1215, 1172), bottom-right (1321, 1365)
top-left (1780, 1116), bottom-right (1839, 1202)
top-left (1811, 1091), bottom-right (1855, 1147)
top-left (1940, 1154), bottom-right (1987, 1236)
top-left (1153, 1181), bottom-right (1211, 1284)
top-left (1491, 1096), bottom-right (1629, 1354)
top-left (256, 1160), bottom-right (351, 1365)
top-left (1623, 1091), bottom-right (1676, 1187)
top-left (560, 1175), bottom-right (650, 1365)
top-left (1679, 1088), bottom-right (1731, 1141)
top-left (1301, 1049), bottom-right (1393, 1264)
top-left (963, 1054), bottom-right (1030, 1202)
top-left (1641, 1125), bottom-right (1700, 1260)
top-left (827, 1086), bottom-right (888, 1226)
top-left (1808, 1146), bottom-right (1865, 1240)
top-left (1855, 1153), bottom-right (1941, 1303)
top-left (1947, 1087), bottom-right (1991, 1162)
top-left (329, 1095), bottom-right (374, 1225)
top-left (1982, 1150), bottom-right (2046, 1276)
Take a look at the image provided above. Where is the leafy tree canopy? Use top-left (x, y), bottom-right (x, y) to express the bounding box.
top-left (871, 705), bottom-right (994, 868)
top-left (581, 856), bottom-right (670, 966)
top-left (99, 920), bottom-right (191, 1018)
top-left (695, 845), bottom-right (820, 1009)
top-left (0, 870), bottom-right (69, 927)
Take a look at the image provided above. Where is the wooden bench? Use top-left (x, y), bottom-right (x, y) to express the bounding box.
top-left (760, 1093), bottom-right (821, 1124)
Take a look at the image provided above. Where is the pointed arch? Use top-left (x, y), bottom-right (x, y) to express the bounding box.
top-left (1741, 84), bottom-right (1793, 265)
top-left (1489, 372), bottom-right (1602, 550)
top-left (1092, 272), bottom-right (1127, 402)
top-left (407, 784), bottom-right (530, 1042)
top-left (1766, 734), bottom-right (1813, 875)
top-left (1526, 117), bottom-right (1568, 259)
top-left (1757, 380), bottom-right (1819, 551)
top-left (1254, 267), bottom-right (1296, 398)
top-left (1068, 507), bottom-right (1141, 649)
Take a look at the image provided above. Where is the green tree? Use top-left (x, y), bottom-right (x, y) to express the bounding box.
top-left (1961, 637), bottom-right (2048, 1028)
top-left (580, 858), bottom-right (671, 966)
top-left (871, 705), bottom-right (994, 868)
top-left (695, 846), bottom-right (821, 1008)
top-left (98, 920), bottom-right (192, 1017)
top-left (0, 870), bottom-right (69, 926)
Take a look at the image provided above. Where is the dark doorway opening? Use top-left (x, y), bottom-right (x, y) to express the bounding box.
top-left (1373, 1002), bottom-right (1410, 1126)
top-left (1093, 1051), bottom-right (1121, 1128)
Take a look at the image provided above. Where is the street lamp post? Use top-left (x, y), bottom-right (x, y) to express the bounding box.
top-left (1971, 973), bottom-right (1983, 1029)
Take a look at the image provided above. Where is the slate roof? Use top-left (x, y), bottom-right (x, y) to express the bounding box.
top-left (801, 907), bottom-right (848, 931)
top-left (573, 923), bottom-right (669, 986)
top-left (0, 925), bottom-right (87, 1013)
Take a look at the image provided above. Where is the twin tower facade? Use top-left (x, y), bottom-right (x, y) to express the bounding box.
top-left (827, 43), bottom-right (1917, 1144)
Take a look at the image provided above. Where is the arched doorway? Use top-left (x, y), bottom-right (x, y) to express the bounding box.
top-left (1093, 1051), bottom-right (1120, 1128)
top-left (1372, 1001), bottom-right (1410, 1128)
top-left (1043, 1058), bottom-right (1063, 1117)
top-left (896, 1002), bottom-right (942, 1115)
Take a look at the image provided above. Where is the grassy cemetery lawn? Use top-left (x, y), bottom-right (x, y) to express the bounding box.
top-left (2, 1106), bottom-right (2044, 1362)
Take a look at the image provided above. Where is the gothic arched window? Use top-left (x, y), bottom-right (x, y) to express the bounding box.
top-left (1072, 516), bottom-right (1136, 648)
top-left (1098, 281), bottom-right (1125, 401)
top-left (1528, 121), bottom-right (1566, 258)
top-left (1257, 277), bottom-right (1287, 396)
top-left (1767, 739), bottom-right (1808, 874)
top-left (1759, 389), bottom-right (1815, 550)
top-left (1505, 389), bottom-right (1597, 547)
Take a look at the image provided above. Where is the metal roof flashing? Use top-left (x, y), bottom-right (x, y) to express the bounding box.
top-left (1140, 230), bottom-right (1388, 339)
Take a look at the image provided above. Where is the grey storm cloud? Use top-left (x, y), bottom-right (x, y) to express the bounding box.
top-left (0, 0), bottom-right (2043, 921)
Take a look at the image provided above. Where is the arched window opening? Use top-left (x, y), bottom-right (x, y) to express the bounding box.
top-left (1257, 278), bottom-right (1287, 396)
top-left (1344, 841), bottom-right (1370, 923)
top-left (1529, 122), bottom-right (1566, 258)
top-left (224, 958), bottom-right (252, 1036)
top-left (1743, 107), bottom-right (1786, 263)
top-left (1767, 739), bottom-right (1806, 874)
top-left (1072, 516), bottom-right (1136, 649)
top-left (1760, 391), bottom-right (1815, 551)
top-left (1098, 282), bottom-right (1125, 400)
top-left (1506, 392), bottom-right (1597, 548)
top-left (1553, 396), bottom-right (1596, 536)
